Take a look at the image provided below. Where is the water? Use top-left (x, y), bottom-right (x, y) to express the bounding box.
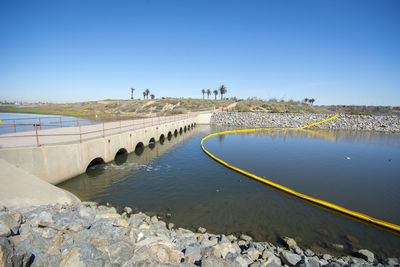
top-left (0, 112), bottom-right (94, 134)
top-left (59, 125), bottom-right (400, 258)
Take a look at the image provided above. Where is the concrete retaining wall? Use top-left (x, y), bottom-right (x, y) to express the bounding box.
top-left (0, 115), bottom-right (208, 185)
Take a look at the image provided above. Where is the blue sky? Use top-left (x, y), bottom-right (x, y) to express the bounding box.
top-left (0, 0), bottom-right (399, 105)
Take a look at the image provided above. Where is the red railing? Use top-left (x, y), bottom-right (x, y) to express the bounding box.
top-left (0, 113), bottom-right (197, 148)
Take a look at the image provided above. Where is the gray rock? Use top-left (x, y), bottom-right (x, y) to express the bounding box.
top-left (249, 260), bottom-right (264, 267)
top-left (150, 216), bottom-right (158, 224)
top-left (149, 243), bottom-right (183, 263)
top-left (227, 234), bottom-right (237, 242)
top-left (238, 240), bottom-right (246, 246)
top-left (385, 258), bottom-right (399, 266)
top-left (123, 206), bottom-right (133, 215)
top-left (294, 257), bottom-right (320, 267)
top-left (60, 247), bottom-right (86, 267)
top-left (124, 245), bottom-right (158, 264)
top-left (211, 112), bottom-right (400, 133)
top-left (240, 234), bottom-right (252, 242)
top-left (325, 262), bottom-right (346, 267)
top-left (213, 242), bottom-right (241, 259)
top-left (183, 248), bottom-right (200, 264)
top-left (167, 223), bottom-right (174, 230)
top-left (201, 255), bottom-right (242, 267)
top-left (322, 254), bottom-right (333, 261)
top-left (0, 213), bottom-right (21, 235)
top-left (176, 228), bottom-right (195, 238)
top-left (280, 251), bottom-right (302, 266)
top-left (293, 245), bottom-right (303, 255)
top-left (282, 237), bottom-right (297, 249)
top-left (225, 252), bottom-right (248, 267)
top-left (356, 249), bottom-right (375, 263)
top-left (34, 211), bottom-right (54, 225)
top-left (0, 222), bottom-right (11, 237)
top-left (262, 250), bottom-right (281, 265)
top-left (81, 201), bottom-right (98, 208)
top-left (198, 227), bottom-right (207, 234)
top-left (244, 247), bottom-right (260, 261)
top-left (0, 237), bottom-right (34, 267)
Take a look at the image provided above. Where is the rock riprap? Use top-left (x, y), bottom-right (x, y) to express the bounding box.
top-left (211, 112), bottom-right (400, 132)
top-left (0, 203), bottom-right (397, 266)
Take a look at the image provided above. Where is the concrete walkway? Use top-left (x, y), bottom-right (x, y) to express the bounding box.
top-left (0, 113), bottom-right (198, 148)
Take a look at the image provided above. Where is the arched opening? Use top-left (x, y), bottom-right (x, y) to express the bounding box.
top-left (167, 131), bottom-right (172, 140)
top-left (149, 137), bottom-right (156, 149)
top-left (135, 142), bottom-right (144, 156)
top-left (184, 126), bottom-right (187, 132)
top-left (114, 148), bottom-right (128, 165)
top-left (174, 129), bottom-right (178, 136)
top-left (159, 134), bottom-right (165, 144)
top-left (187, 124), bottom-right (190, 131)
top-left (179, 128), bottom-right (183, 134)
top-left (86, 157), bottom-right (105, 176)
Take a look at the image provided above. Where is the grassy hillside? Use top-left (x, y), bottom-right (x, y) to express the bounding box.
top-left (1, 98), bottom-right (398, 121)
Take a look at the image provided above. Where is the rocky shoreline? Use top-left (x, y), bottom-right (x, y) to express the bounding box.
top-left (1, 203), bottom-right (398, 267)
top-left (211, 113), bottom-right (400, 133)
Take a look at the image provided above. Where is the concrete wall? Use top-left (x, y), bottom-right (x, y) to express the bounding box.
top-left (0, 114), bottom-right (209, 185)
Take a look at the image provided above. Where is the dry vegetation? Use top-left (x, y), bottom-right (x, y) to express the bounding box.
top-left (1, 98), bottom-right (398, 121)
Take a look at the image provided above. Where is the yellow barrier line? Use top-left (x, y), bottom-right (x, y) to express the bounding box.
top-left (201, 114), bottom-right (400, 234)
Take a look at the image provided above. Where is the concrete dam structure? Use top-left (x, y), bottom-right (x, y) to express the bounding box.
top-left (0, 113), bottom-right (211, 208)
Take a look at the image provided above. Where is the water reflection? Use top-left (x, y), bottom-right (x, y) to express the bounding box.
top-left (58, 126), bottom-right (400, 258)
top-left (58, 125), bottom-right (203, 200)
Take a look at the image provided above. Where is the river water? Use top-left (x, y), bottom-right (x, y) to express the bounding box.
top-left (0, 112), bottom-right (93, 134)
top-left (58, 125), bottom-right (400, 258)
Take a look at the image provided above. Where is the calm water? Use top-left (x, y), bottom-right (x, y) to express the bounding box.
top-left (0, 112), bottom-right (94, 134)
top-left (59, 125), bottom-right (400, 258)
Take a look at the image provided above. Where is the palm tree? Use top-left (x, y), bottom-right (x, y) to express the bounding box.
top-left (207, 89), bottom-right (211, 99)
top-left (309, 98), bottom-right (315, 105)
top-left (219, 85), bottom-right (227, 100)
top-left (145, 88), bottom-right (150, 99)
top-left (150, 94), bottom-right (155, 100)
top-left (143, 91), bottom-right (146, 100)
top-left (303, 98), bottom-right (309, 104)
top-left (201, 89), bottom-right (205, 100)
top-left (213, 90), bottom-right (218, 100)
top-left (131, 88), bottom-right (135, 99)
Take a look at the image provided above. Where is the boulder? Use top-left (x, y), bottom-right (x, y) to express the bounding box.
top-left (280, 251), bottom-right (302, 266)
top-left (244, 247), bottom-right (260, 261)
top-left (282, 237), bottom-right (297, 248)
top-left (60, 247), bottom-right (86, 267)
top-left (262, 250), bottom-right (281, 265)
top-left (149, 244), bottom-right (183, 263)
top-left (197, 227), bottom-right (207, 234)
top-left (0, 213), bottom-right (21, 235)
top-left (240, 234), bottom-right (253, 242)
top-left (356, 249), bottom-right (375, 263)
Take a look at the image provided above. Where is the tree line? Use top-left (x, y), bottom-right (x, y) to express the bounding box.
top-left (130, 88), bottom-right (155, 100)
top-left (202, 85), bottom-right (227, 100)
top-left (129, 85), bottom-right (228, 101)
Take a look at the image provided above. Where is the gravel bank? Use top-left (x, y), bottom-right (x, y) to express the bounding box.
top-left (211, 112), bottom-right (400, 132)
top-left (1, 203), bottom-right (399, 266)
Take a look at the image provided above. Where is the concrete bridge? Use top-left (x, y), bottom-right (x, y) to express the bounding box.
top-left (0, 112), bottom-right (211, 208)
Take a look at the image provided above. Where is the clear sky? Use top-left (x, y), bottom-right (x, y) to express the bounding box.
top-left (0, 0), bottom-right (399, 106)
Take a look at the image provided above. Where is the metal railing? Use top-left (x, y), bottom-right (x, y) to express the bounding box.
top-left (0, 116), bottom-right (93, 133)
top-left (0, 113), bottom-right (197, 148)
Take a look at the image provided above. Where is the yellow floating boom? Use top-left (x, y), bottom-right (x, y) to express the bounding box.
top-left (201, 114), bottom-right (400, 234)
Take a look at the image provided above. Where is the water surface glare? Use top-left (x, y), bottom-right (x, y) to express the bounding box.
top-left (59, 126), bottom-right (400, 258)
